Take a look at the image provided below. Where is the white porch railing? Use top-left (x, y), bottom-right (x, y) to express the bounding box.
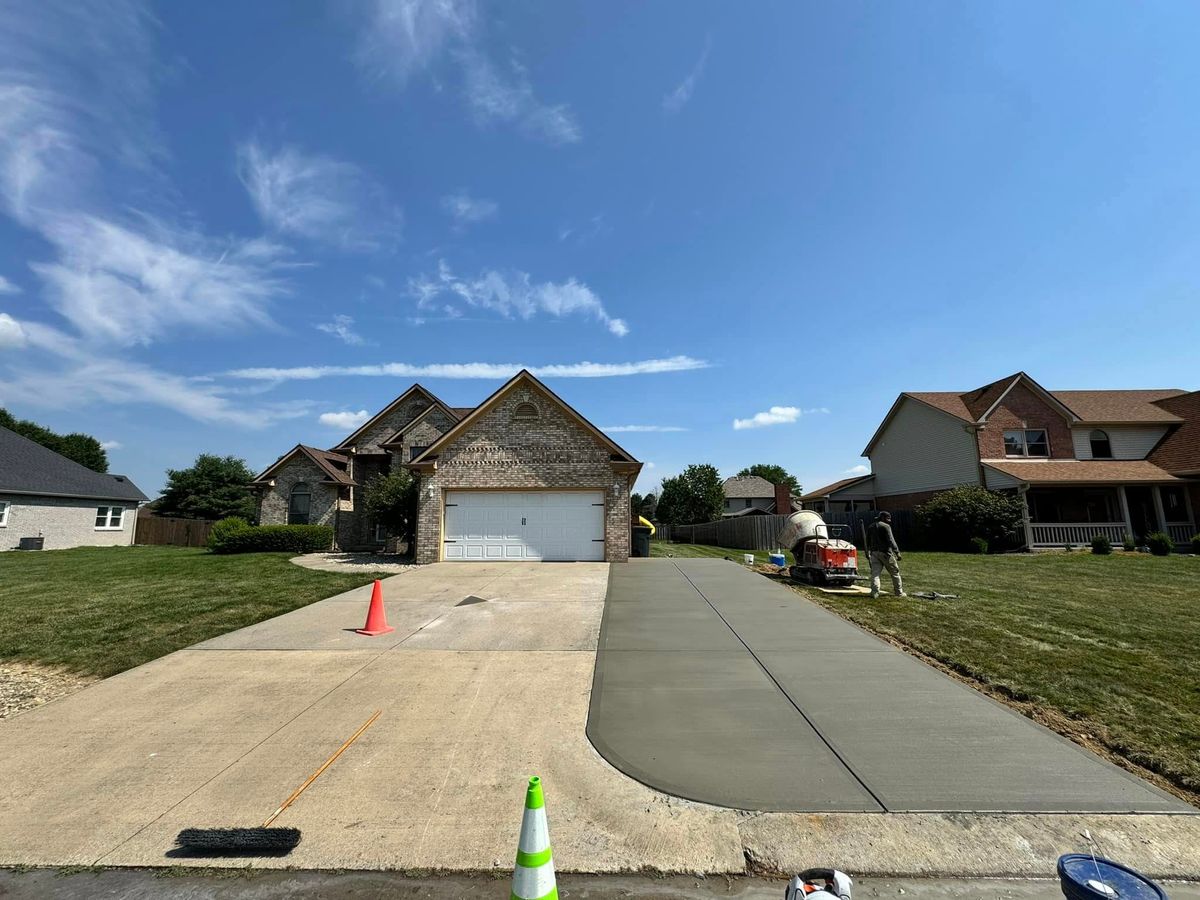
top-left (1168, 523), bottom-right (1196, 544)
top-left (1030, 522), bottom-right (1128, 546)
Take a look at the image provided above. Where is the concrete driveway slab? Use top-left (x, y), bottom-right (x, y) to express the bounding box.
top-left (589, 559), bottom-right (1191, 814)
top-left (401, 600), bottom-right (603, 650)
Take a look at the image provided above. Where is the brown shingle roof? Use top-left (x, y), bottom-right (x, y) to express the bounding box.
top-left (1149, 391), bottom-right (1200, 474)
top-left (904, 392), bottom-right (975, 422)
top-left (983, 460), bottom-right (1182, 485)
top-left (253, 445), bottom-right (355, 486)
top-left (800, 474), bottom-right (874, 501)
top-left (960, 374), bottom-right (1022, 420)
top-left (1052, 390), bottom-right (1185, 424)
top-left (722, 475), bottom-right (776, 499)
top-left (451, 407), bottom-right (474, 419)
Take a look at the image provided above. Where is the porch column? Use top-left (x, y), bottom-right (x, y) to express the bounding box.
top-left (1018, 485), bottom-right (1034, 549)
top-left (1152, 486), bottom-right (1167, 535)
top-left (1117, 486), bottom-right (1134, 542)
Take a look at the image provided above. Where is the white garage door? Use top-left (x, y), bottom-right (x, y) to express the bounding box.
top-left (443, 491), bottom-right (605, 561)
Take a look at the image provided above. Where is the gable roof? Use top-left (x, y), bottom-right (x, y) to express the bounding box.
top-left (252, 445), bottom-right (355, 486)
top-left (331, 384), bottom-right (447, 451)
top-left (722, 475), bottom-right (776, 499)
top-left (407, 370), bottom-right (639, 468)
top-left (864, 374), bottom-right (1189, 454)
top-left (1148, 390), bottom-right (1200, 474)
top-left (378, 399), bottom-right (465, 448)
top-left (799, 474), bottom-right (874, 501)
top-left (0, 425), bottom-right (147, 502)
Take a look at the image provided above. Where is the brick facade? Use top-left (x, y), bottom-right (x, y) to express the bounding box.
top-left (977, 382), bottom-right (1074, 460)
top-left (413, 381), bottom-right (634, 564)
top-left (258, 376), bottom-right (638, 562)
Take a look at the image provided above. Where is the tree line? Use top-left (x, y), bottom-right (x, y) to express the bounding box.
top-left (634, 462), bottom-right (800, 527)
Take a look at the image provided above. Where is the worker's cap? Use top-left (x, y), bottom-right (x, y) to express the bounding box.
top-left (877, 511), bottom-right (891, 521)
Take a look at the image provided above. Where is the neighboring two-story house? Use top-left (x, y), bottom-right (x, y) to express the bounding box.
top-left (798, 474), bottom-right (876, 514)
top-left (859, 372), bottom-right (1197, 548)
top-left (721, 476), bottom-right (798, 517)
top-left (250, 370), bottom-right (641, 563)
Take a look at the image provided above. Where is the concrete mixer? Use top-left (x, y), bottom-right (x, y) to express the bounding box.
top-left (776, 510), bottom-right (859, 586)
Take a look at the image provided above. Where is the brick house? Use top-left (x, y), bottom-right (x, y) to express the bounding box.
top-left (858, 372), bottom-right (1198, 548)
top-left (251, 370), bottom-right (642, 562)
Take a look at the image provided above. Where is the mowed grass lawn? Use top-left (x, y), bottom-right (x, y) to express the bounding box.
top-left (0, 546), bottom-right (387, 678)
top-left (655, 542), bottom-right (1200, 799)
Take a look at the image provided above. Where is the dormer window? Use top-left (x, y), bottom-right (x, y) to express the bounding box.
top-left (1004, 429), bottom-right (1049, 458)
top-left (1089, 429), bottom-right (1112, 459)
top-left (513, 402), bottom-right (539, 422)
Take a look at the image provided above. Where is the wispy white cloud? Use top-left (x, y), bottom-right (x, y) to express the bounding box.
top-left (237, 140), bottom-right (401, 251)
top-left (100, 439), bottom-right (122, 451)
top-left (0, 275), bottom-right (21, 294)
top-left (0, 313), bottom-right (25, 348)
top-left (409, 260), bottom-right (627, 336)
top-left (460, 51), bottom-right (581, 145)
top-left (226, 355), bottom-right (709, 383)
top-left (732, 405), bottom-right (829, 430)
top-left (663, 37), bottom-right (711, 114)
top-left (842, 464), bottom-right (870, 477)
top-left (354, 0), bottom-right (475, 87)
top-left (318, 409), bottom-right (371, 429)
top-left (316, 314), bottom-right (366, 346)
top-left (441, 188), bottom-right (497, 227)
top-left (351, 0), bottom-right (580, 145)
top-left (602, 425), bottom-right (688, 433)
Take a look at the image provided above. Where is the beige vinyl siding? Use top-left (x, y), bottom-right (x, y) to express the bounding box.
top-left (870, 398), bottom-right (981, 496)
top-left (1071, 426), bottom-right (1169, 460)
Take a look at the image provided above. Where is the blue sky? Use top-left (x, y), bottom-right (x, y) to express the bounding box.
top-left (2, 1), bottom-right (1198, 499)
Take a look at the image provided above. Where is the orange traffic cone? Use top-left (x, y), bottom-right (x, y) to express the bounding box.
top-left (356, 580), bottom-right (394, 636)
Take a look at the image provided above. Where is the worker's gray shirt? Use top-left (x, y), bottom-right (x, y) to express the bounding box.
top-left (867, 521), bottom-right (899, 555)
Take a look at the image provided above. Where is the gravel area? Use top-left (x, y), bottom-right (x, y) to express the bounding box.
top-left (289, 552), bottom-right (418, 575)
top-left (0, 662), bottom-right (95, 720)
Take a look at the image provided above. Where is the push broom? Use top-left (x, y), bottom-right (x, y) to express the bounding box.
top-left (175, 709), bottom-right (381, 855)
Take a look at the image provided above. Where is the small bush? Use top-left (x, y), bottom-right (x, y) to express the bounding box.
top-left (968, 536), bottom-right (988, 554)
top-left (1122, 534), bottom-right (1136, 552)
top-left (210, 524), bottom-right (333, 554)
top-left (1145, 531), bottom-right (1174, 557)
top-left (1192, 533), bottom-right (1200, 556)
top-left (915, 486), bottom-right (1025, 553)
top-left (1091, 534), bottom-right (1112, 555)
top-left (207, 516), bottom-right (250, 549)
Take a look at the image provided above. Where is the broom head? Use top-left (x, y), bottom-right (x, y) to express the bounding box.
top-left (174, 826), bottom-right (301, 856)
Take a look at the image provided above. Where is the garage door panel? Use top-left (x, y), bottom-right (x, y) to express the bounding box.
top-left (444, 491), bottom-right (604, 562)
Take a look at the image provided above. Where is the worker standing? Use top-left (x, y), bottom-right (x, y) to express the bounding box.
top-left (866, 511), bottom-right (906, 599)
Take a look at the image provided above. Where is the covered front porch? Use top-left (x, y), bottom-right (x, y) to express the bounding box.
top-left (1023, 483), bottom-right (1195, 548)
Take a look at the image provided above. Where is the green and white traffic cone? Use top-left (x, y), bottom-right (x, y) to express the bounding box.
top-left (511, 775), bottom-right (557, 900)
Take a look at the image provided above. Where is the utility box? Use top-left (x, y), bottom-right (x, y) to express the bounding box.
top-left (17, 537), bottom-right (45, 551)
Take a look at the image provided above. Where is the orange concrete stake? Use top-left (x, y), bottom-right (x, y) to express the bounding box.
top-left (356, 580), bottom-right (395, 636)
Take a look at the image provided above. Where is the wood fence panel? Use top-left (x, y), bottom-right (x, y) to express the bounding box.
top-left (136, 515), bottom-right (215, 548)
top-left (652, 509), bottom-right (914, 551)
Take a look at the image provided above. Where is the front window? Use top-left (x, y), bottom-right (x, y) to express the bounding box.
top-left (744, 498), bottom-right (753, 508)
top-left (0, 500), bottom-right (8, 526)
top-left (1089, 430), bottom-right (1113, 459)
top-left (95, 506), bottom-right (124, 529)
top-left (1004, 429), bottom-right (1049, 457)
top-left (288, 483), bottom-right (312, 525)
top-left (374, 522), bottom-right (387, 543)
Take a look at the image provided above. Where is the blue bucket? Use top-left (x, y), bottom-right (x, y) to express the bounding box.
top-left (768, 553), bottom-right (786, 567)
top-left (1057, 854), bottom-right (1167, 900)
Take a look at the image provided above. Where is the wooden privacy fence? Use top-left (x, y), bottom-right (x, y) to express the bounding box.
top-left (653, 510), bottom-right (914, 551)
top-left (136, 514), bottom-right (215, 548)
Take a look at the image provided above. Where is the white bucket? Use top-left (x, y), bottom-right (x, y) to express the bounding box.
top-left (743, 553), bottom-right (755, 565)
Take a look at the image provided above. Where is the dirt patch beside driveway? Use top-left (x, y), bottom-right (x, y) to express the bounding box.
top-left (0, 662), bottom-right (95, 719)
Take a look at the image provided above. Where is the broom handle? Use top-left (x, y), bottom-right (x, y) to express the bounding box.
top-left (262, 709), bottom-right (382, 827)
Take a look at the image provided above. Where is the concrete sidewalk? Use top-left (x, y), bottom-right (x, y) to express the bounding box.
top-left (590, 559), bottom-right (1190, 813)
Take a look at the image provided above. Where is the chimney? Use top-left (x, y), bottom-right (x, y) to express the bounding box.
top-left (773, 482), bottom-right (792, 515)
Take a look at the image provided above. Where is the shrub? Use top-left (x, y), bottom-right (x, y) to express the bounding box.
top-left (1192, 533), bottom-right (1200, 556)
top-left (210, 524), bottom-right (333, 555)
top-left (1145, 532), bottom-right (1174, 557)
top-left (967, 536), bottom-right (988, 554)
top-left (207, 516), bottom-right (250, 550)
top-left (915, 486), bottom-right (1025, 553)
top-left (1090, 534), bottom-right (1112, 555)
top-left (1122, 534), bottom-right (1136, 552)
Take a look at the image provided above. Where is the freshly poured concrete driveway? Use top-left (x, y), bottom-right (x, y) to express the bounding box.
top-left (588, 559), bottom-right (1189, 814)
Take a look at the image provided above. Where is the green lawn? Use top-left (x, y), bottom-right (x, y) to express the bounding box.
top-left (0, 546), bottom-right (388, 678)
top-left (650, 541), bottom-right (795, 565)
top-left (653, 542), bottom-right (1200, 801)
